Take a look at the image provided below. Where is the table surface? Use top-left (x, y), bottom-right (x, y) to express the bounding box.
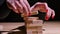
top-left (0, 21), bottom-right (60, 34)
top-left (0, 22), bottom-right (24, 31)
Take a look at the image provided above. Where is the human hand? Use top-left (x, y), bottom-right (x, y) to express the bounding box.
top-left (6, 0), bottom-right (23, 14)
top-left (45, 7), bottom-right (55, 20)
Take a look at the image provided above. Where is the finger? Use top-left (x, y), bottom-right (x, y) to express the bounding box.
top-left (51, 10), bottom-right (55, 19)
top-left (15, 1), bottom-right (23, 9)
top-left (46, 11), bottom-right (51, 18)
top-left (7, 0), bottom-right (13, 9)
top-left (7, 0), bottom-right (19, 13)
top-left (7, 0), bottom-right (16, 9)
top-left (48, 8), bottom-right (55, 19)
top-left (45, 11), bottom-right (51, 20)
top-left (45, 15), bottom-right (50, 20)
top-left (15, 0), bottom-right (23, 13)
top-left (45, 8), bottom-right (52, 20)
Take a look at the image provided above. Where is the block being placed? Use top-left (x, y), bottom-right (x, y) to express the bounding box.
top-left (31, 11), bottom-right (38, 15)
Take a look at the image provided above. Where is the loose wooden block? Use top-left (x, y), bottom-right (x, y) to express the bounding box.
top-left (31, 11), bottom-right (38, 15)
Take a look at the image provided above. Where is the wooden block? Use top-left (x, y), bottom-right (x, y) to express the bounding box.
top-left (27, 29), bottom-right (42, 34)
top-left (32, 20), bottom-right (43, 24)
top-left (27, 20), bottom-right (43, 27)
top-left (25, 20), bottom-right (32, 24)
top-left (32, 31), bottom-right (42, 34)
top-left (25, 17), bottom-right (39, 24)
top-left (37, 27), bottom-right (42, 31)
top-left (31, 11), bottom-right (38, 15)
top-left (28, 17), bottom-right (39, 20)
top-left (38, 31), bottom-right (43, 34)
top-left (32, 31), bottom-right (38, 34)
top-left (27, 26), bottom-right (42, 30)
top-left (38, 33), bottom-right (42, 34)
top-left (27, 30), bottom-right (32, 34)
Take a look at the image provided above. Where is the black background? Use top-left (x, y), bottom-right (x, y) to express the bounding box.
top-left (46, 0), bottom-right (60, 21)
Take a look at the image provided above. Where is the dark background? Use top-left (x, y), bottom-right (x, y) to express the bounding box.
top-left (46, 0), bottom-right (60, 21)
top-left (0, 0), bottom-right (60, 22)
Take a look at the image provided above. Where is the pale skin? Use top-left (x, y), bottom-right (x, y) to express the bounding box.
top-left (7, 0), bottom-right (31, 15)
top-left (30, 2), bottom-right (55, 20)
top-left (7, 0), bottom-right (55, 20)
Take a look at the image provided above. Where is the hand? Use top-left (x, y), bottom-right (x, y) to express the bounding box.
top-left (7, 0), bottom-right (23, 14)
top-left (7, 0), bottom-right (31, 16)
top-left (43, 3), bottom-right (55, 20)
top-left (45, 7), bottom-right (55, 20)
top-left (30, 2), bottom-right (55, 20)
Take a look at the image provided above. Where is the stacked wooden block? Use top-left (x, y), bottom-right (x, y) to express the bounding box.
top-left (25, 17), bottom-right (43, 34)
top-left (21, 10), bottom-right (43, 34)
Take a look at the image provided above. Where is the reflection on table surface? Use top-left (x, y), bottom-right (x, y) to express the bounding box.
top-left (0, 22), bottom-right (24, 31)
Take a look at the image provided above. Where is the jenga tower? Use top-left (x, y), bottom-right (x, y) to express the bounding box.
top-left (25, 17), bottom-right (43, 34)
top-left (21, 9), bottom-right (44, 34)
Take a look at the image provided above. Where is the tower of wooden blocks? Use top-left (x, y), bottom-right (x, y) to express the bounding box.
top-left (25, 17), bottom-right (43, 34)
top-left (21, 9), bottom-right (44, 34)
top-left (20, 4), bottom-right (47, 34)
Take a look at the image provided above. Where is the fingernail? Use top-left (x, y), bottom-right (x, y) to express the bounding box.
top-left (45, 16), bottom-right (49, 20)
